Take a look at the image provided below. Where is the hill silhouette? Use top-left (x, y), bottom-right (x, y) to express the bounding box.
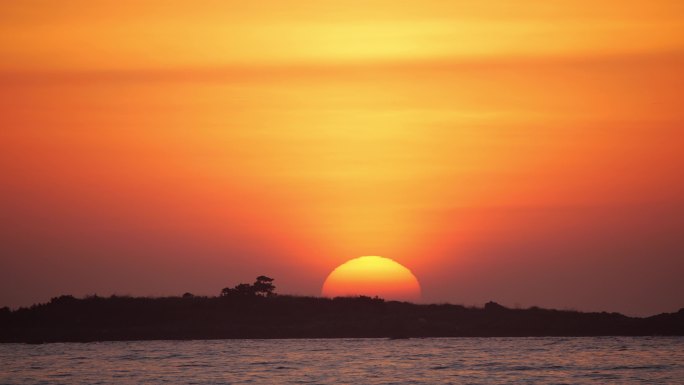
top-left (0, 296), bottom-right (684, 342)
top-left (2, 285), bottom-right (682, 343)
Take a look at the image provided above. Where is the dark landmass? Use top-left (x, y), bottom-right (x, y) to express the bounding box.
top-left (1, 295), bottom-right (683, 343)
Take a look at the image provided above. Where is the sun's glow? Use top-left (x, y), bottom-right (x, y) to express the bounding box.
top-left (322, 256), bottom-right (421, 302)
top-left (1, 1), bottom-right (683, 315)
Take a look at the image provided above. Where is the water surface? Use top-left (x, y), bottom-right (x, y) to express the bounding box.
top-left (1, 337), bottom-right (683, 384)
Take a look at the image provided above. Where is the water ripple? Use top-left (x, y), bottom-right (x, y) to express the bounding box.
top-left (0, 337), bottom-right (683, 384)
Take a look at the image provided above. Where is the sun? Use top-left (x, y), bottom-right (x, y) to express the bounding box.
top-left (322, 256), bottom-right (421, 302)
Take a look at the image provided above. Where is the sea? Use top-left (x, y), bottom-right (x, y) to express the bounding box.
top-left (1, 337), bottom-right (683, 384)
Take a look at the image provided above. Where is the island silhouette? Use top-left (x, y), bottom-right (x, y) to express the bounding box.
top-left (1, 276), bottom-right (682, 343)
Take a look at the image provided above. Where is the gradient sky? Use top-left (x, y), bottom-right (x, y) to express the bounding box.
top-left (1, 1), bottom-right (683, 316)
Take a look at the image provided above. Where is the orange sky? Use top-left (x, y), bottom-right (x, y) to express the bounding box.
top-left (1, 1), bottom-right (683, 315)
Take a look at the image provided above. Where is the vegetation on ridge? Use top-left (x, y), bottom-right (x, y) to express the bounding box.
top-left (1, 276), bottom-right (682, 343)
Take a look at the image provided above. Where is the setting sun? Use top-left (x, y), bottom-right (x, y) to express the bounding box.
top-left (322, 256), bottom-right (421, 302)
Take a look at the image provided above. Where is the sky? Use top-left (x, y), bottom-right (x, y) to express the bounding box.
top-left (1, 0), bottom-right (683, 316)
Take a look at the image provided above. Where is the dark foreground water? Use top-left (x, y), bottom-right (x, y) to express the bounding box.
top-left (1, 337), bottom-right (683, 384)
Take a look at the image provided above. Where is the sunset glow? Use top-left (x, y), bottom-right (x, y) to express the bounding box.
top-left (1, 1), bottom-right (683, 316)
top-left (322, 256), bottom-right (421, 302)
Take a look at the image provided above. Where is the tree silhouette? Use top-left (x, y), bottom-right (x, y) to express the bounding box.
top-left (253, 276), bottom-right (276, 297)
top-left (220, 276), bottom-right (276, 298)
top-left (234, 283), bottom-right (256, 296)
